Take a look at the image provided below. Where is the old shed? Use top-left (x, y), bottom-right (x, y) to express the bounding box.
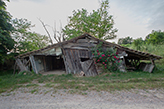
top-left (15, 33), bottom-right (162, 76)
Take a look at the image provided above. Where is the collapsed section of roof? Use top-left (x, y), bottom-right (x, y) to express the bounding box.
top-left (14, 33), bottom-right (162, 75)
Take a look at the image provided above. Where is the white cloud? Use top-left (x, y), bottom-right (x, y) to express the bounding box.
top-left (7, 0), bottom-right (100, 36)
top-left (6, 0), bottom-right (163, 43)
top-left (110, 0), bottom-right (164, 30)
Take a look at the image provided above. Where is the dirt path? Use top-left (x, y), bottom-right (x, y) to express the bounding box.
top-left (0, 87), bottom-right (164, 109)
top-left (41, 70), bottom-right (66, 75)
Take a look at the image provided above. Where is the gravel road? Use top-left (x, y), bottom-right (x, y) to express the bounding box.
top-left (0, 87), bottom-right (164, 109)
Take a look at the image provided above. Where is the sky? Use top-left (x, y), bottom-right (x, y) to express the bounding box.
top-left (6, 0), bottom-right (164, 43)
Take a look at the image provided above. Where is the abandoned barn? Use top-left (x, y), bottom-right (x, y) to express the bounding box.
top-left (15, 33), bottom-right (162, 76)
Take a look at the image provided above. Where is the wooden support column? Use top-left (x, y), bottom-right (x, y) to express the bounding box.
top-left (150, 59), bottom-right (155, 65)
top-left (43, 56), bottom-right (46, 71)
top-left (123, 57), bottom-right (126, 67)
top-left (29, 55), bottom-right (38, 74)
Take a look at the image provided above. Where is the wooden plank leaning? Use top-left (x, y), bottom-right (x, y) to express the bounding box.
top-left (15, 58), bottom-right (28, 73)
top-left (29, 55), bottom-right (38, 74)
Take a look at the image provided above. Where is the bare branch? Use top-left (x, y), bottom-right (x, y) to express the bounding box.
top-left (60, 20), bottom-right (62, 33)
top-left (57, 31), bottom-right (61, 42)
top-left (59, 20), bottom-right (64, 42)
top-left (62, 32), bottom-right (66, 41)
top-left (59, 20), bottom-right (66, 42)
top-left (52, 21), bottom-right (60, 43)
top-left (38, 18), bottom-right (53, 45)
top-left (38, 18), bottom-right (65, 44)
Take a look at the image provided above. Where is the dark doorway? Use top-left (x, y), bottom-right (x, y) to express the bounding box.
top-left (52, 55), bottom-right (65, 70)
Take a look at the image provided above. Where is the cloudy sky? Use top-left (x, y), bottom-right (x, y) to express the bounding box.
top-left (6, 0), bottom-right (164, 43)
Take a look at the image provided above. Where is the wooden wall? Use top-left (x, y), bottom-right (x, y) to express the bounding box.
top-left (63, 48), bottom-right (98, 76)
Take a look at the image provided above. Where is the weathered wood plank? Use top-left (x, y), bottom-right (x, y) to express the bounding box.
top-left (15, 58), bottom-right (28, 73)
top-left (63, 43), bottom-right (95, 49)
top-left (64, 49), bottom-right (83, 74)
top-left (143, 64), bottom-right (154, 73)
top-left (81, 60), bottom-right (98, 77)
top-left (43, 56), bottom-right (46, 71)
top-left (79, 50), bottom-right (89, 58)
top-left (29, 55), bottom-right (38, 74)
top-left (139, 62), bottom-right (154, 73)
top-left (64, 49), bottom-right (74, 74)
top-left (70, 50), bottom-right (77, 74)
top-left (76, 39), bottom-right (89, 43)
top-left (61, 48), bottom-right (69, 74)
top-left (72, 49), bottom-right (83, 74)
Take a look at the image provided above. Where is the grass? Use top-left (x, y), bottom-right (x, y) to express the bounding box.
top-left (30, 88), bottom-right (39, 94)
top-left (0, 71), bottom-right (40, 93)
top-left (0, 69), bottom-right (164, 94)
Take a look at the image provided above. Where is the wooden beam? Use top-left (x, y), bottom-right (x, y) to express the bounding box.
top-left (15, 58), bottom-right (28, 73)
top-left (29, 55), bottom-right (38, 74)
top-left (150, 59), bottom-right (155, 65)
top-left (61, 48), bottom-right (69, 74)
top-left (25, 59), bottom-right (30, 66)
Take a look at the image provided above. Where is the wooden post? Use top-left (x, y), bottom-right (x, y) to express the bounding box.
top-left (123, 57), bottom-right (126, 67)
top-left (150, 59), bottom-right (155, 65)
top-left (29, 55), bottom-right (38, 74)
top-left (43, 56), bottom-right (46, 71)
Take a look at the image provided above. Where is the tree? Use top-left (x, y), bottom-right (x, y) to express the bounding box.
top-left (0, 0), bottom-right (15, 63)
top-left (118, 36), bottom-right (133, 45)
top-left (132, 38), bottom-right (144, 50)
top-left (145, 30), bottom-right (164, 45)
top-left (11, 18), bottom-right (50, 54)
top-left (63, 0), bottom-right (117, 40)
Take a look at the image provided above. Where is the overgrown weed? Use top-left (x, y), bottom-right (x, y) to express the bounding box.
top-left (0, 69), bottom-right (164, 94)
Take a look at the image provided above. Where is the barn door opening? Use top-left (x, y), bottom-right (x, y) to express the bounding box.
top-left (52, 55), bottom-right (65, 70)
top-left (34, 55), bottom-right (65, 74)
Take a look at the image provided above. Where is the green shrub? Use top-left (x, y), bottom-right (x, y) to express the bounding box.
top-left (92, 43), bottom-right (121, 71)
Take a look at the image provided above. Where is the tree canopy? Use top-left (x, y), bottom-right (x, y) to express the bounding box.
top-left (132, 38), bottom-right (144, 50)
top-left (63, 0), bottom-right (117, 40)
top-left (118, 36), bottom-right (133, 45)
top-left (12, 18), bottom-right (50, 54)
top-left (145, 30), bottom-right (164, 45)
top-left (0, 0), bottom-right (14, 63)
